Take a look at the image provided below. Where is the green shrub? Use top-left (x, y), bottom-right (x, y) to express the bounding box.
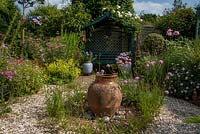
top-left (0, 58), bottom-right (45, 97)
top-left (11, 59), bottom-right (45, 96)
top-left (62, 3), bottom-right (92, 32)
top-left (165, 37), bottom-right (194, 49)
top-left (0, 0), bottom-right (20, 34)
top-left (46, 59), bottom-right (81, 84)
top-left (162, 40), bottom-right (200, 99)
top-left (27, 5), bottom-right (63, 37)
top-left (144, 33), bottom-right (166, 55)
top-left (155, 8), bottom-right (195, 38)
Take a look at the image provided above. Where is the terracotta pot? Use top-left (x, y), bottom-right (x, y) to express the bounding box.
top-left (87, 74), bottom-right (122, 116)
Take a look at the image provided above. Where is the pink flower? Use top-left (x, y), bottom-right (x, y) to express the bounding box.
top-left (165, 76), bottom-right (170, 80)
top-left (106, 64), bottom-right (111, 68)
top-left (173, 31), bottom-right (180, 36)
top-left (166, 28), bottom-right (173, 36)
top-left (123, 80), bottom-right (128, 84)
top-left (7, 75), bottom-right (12, 81)
top-left (134, 76), bottom-right (140, 80)
top-left (4, 71), bottom-right (12, 75)
top-left (168, 72), bottom-right (173, 77)
top-left (164, 90), bottom-right (169, 95)
top-left (150, 61), bottom-right (156, 65)
top-left (159, 60), bottom-right (164, 65)
top-left (100, 70), bottom-right (105, 74)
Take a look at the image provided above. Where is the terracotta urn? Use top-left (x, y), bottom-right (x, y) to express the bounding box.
top-left (87, 74), bottom-right (122, 116)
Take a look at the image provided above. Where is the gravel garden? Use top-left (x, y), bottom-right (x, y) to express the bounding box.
top-left (1, 0), bottom-right (200, 134)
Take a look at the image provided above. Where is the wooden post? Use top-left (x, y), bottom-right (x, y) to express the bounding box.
top-left (195, 17), bottom-right (199, 40)
top-left (195, 6), bottom-right (200, 40)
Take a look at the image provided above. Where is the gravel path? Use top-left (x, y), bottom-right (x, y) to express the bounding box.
top-left (0, 88), bottom-right (57, 134)
top-left (0, 76), bottom-right (200, 134)
top-left (142, 97), bottom-right (200, 134)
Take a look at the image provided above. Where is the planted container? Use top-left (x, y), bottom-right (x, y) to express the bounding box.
top-left (82, 62), bottom-right (93, 75)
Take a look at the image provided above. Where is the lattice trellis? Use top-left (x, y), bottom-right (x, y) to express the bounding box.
top-left (82, 12), bottom-right (135, 64)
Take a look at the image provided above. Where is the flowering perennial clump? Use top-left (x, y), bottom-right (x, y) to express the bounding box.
top-left (164, 63), bottom-right (195, 99)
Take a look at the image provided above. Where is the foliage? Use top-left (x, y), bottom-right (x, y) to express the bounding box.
top-left (139, 13), bottom-right (158, 24)
top-left (165, 36), bottom-right (193, 48)
top-left (24, 32), bottom-right (81, 64)
top-left (82, 51), bottom-right (96, 63)
top-left (156, 8), bottom-right (196, 38)
top-left (46, 89), bottom-right (66, 121)
top-left (161, 40), bottom-right (200, 99)
top-left (62, 3), bottom-right (92, 32)
top-left (65, 87), bottom-right (86, 116)
top-left (10, 58), bottom-right (45, 96)
top-left (119, 78), bottom-right (163, 132)
top-left (0, 0), bottom-right (20, 34)
top-left (185, 115), bottom-right (200, 123)
top-left (45, 84), bottom-right (87, 128)
top-left (27, 5), bottom-right (63, 37)
top-left (14, 0), bottom-right (45, 15)
top-left (136, 84), bottom-right (163, 119)
top-left (134, 55), bottom-right (165, 85)
top-left (43, 33), bottom-right (80, 63)
top-left (0, 101), bottom-right (12, 116)
top-left (46, 59), bottom-right (81, 84)
top-left (172, 0), bottom-right (187, 11)
top-left (0, 57), bottom-right (45, 97)
top-left (144, 33), bottom-right (166, 55)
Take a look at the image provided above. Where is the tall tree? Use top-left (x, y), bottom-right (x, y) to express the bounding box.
top-left (14, 0), bottom-right (45, 57)
top-left (15, 0), bottom-right (45, 15)
top-left (0, 0), bottom-right (19, 33)
top-left (173, 0), bottom-right (186, 11)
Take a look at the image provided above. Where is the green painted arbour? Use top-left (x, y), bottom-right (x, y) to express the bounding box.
top-left (82, 12), bottom-right (135, 64)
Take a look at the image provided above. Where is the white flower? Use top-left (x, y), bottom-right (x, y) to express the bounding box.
top-left (102, 7), bottom-right (107, 11)
top-left (117, 5), bottom-right (121, 9)
top-left (180, 83), bottom-right (183, 86)
top-left (186, 87), bottom-right (189, 89)
top-left (185, 77), bottom-right (188, 80)
top-left (182, 67), bottom-right (185, 71)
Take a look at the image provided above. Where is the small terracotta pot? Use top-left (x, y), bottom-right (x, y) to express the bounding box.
top-left (87, 74), bottom-right (122, 116)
